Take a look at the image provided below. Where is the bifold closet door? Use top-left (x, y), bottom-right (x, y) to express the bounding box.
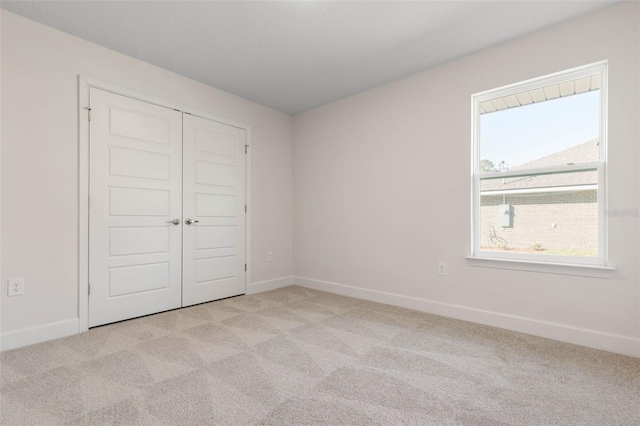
top-left (182, 114), bottom-right (246, 307)
top-left (88, 88), bottom-right (183, 327)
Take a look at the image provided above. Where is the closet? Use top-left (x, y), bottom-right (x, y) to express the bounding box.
top-left (88, 88), bottom-right (246, 327)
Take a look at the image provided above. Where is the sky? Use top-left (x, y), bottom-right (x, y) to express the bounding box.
top-left (480, 90), bottom-right (600, 168)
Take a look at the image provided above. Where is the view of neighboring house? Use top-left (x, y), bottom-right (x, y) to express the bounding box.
top-left (480, 139), bottom-right (598, 256)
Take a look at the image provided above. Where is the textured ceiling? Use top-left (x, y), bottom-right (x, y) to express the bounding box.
top-left (1, 1), bottom-right (617, 115)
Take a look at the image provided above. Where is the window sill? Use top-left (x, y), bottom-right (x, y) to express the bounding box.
top-left (466, 256), bottom-right (615, 278)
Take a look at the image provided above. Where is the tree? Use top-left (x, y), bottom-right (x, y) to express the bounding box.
top-left (480, 159), bottom-right (496, 173)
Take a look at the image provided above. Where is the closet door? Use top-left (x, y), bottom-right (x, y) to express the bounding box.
top-left (89, 88), bottom-right (183, 327)
top-left (182, 114), bottom-right (246, 306)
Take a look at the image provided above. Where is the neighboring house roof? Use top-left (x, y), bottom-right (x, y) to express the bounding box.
top-left (479, 75), bottom-right (600, 115)
top-left (482, 139), bottom-right (598, 193)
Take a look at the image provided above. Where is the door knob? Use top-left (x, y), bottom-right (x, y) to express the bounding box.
top-left (185, 218), bottom-right (199, 225)
top-left (166, 218), bottom-right (181, 225)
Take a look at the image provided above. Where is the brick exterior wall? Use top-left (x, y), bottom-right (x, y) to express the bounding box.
top-left (480, 190), bottom-right (597, 255)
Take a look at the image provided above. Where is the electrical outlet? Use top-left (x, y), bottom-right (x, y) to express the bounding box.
top-left (438, 262), bottom-right (447, 277)
top-left (7, 278), bottom-right (25, 296)
top-left (267, 251), bottom-right (273, 262)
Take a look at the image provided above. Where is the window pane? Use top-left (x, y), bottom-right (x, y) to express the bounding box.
top-left (479, 78), bottom-right (600, 173)
top-left (479, 186), bottom-right (598, 258)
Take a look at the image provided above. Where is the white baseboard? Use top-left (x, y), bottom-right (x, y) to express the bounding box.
top-left (0, 277), bottom-right (295, 351)
top-left (248, 276), bottom-right (294, 294)
top-left (0, 318), bottom-right (79, 352)
top-left (295, 276), bottom-right (640, 358)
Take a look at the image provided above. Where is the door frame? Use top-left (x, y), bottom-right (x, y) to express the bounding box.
top-left (78, 76), bottom-right (252, 332)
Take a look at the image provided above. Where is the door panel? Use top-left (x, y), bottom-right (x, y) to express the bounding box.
top-left (108, 107), bottom-right (171, 144)
top-left (109, 147), bottom-right (170, 180)
top-left (196, 226), bottom-right (236, 250)
top-left (108, 262), bottom-right (170, 296)
top-left (89, 88), bottom-right (183, 327)
top-left (196, 193), bottom-right (236, 217)
top-left (182, 114), bottom-right (246, 307)
top-left (109, 187), bottom-right (170, 216)
top-left (108, 227), bottom-right (169, 256)
top-left (195, 160), bottom-right (235, 187)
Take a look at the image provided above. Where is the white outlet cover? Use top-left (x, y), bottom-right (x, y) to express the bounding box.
top-left (438, 262), bottom-right (447, 276)
top-left (8, 277), bottom-right (25, 296)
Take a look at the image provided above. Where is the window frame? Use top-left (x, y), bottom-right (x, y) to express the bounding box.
top-left (470, 61), bottom-right (609, 268)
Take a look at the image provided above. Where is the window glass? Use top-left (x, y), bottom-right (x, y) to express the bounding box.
top-left (480, 176), bottom-right (598, 257)
top-left (472, 64), bottom-right (606, 264)
top-left (479, 79), bottom-right (600, 173)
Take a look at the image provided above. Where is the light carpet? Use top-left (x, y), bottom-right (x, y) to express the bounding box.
top-left (1, 285), bottom-right (638, 425)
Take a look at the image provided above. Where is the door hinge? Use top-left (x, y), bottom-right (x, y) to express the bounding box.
top-left (245, 204), bottom-right (247, 213)
top-left (88, 284), bottom-right (91, 295)
top-left (245, 263), bottom-right (247, 271)
top-left (88, 196), bottom-right (91, 209)
top-left (245, 145), bottom-right (248, 154)
top-left (84, 106), bottom-right (92, 121)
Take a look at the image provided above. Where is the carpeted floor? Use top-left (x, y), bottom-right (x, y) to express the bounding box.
top-left (1, 285), bottom-right (638, 425)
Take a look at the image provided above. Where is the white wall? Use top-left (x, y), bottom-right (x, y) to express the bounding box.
top-left (293, 2), bottom-right (640, 356)
top-left (0, 11), bottom-right (293, 342)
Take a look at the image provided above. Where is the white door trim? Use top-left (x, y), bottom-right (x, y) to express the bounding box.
top-left (78, 75), bottom-right (252, 332)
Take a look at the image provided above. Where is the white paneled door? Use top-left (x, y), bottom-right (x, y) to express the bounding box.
top-left (88, 89), bottom-right (246, 327)
top-left (89, 88), bottom-right (183, 327)
top-left (182, 114), bottom-right (246, 307)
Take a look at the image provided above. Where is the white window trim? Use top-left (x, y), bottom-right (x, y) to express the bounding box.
top-left (465, 256), bottom-right (615, 278)
top-left (469, 61), bottom-right (613, 277)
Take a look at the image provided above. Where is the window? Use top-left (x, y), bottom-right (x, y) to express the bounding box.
top-left (471, 62), bottom-right (608, 267)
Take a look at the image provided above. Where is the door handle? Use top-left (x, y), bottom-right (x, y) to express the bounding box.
top-left (166, 218), bottom-right (181, 225)
top-left (185, 218), bottom-right (199, 225)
